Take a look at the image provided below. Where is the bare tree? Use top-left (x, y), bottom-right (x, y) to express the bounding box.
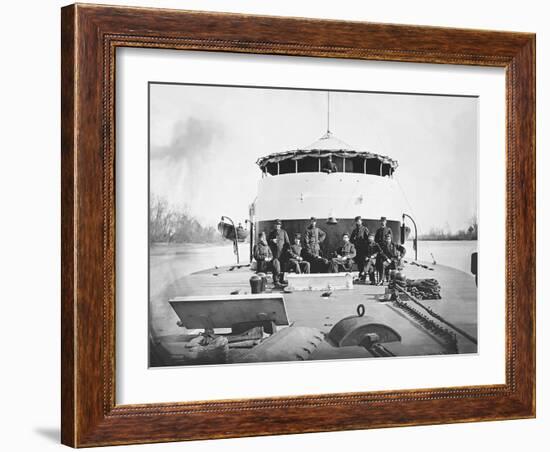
top-left (419, 216), bottom-right (478, 241)
top-left (149, 195), bottom-right (221, 243)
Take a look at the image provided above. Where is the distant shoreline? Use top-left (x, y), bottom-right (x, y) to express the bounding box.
top-left (417, 237), bottom-right (478, 242)
top-left (151, 241), bottom-right (227, 248)
top-left (151, 239), bottom-right (478, 248)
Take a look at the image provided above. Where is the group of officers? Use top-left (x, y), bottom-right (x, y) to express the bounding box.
top-left (253, 216), bottom-right (406, 287)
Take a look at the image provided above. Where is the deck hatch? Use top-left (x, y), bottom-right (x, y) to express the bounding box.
top-left (169, 294), bottom-right (289, 330)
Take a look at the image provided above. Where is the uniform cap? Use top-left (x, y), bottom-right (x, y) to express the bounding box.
top-left (310, 216), bottom-right (317, 221)
top-left (275, 219), bottom-right (282, 225)
top-left (380, 216), bottom-right (387, 221)
top-left (354, 215), bottom-right (362, 221)
top-left (294, 233), bottom-right (302, 239)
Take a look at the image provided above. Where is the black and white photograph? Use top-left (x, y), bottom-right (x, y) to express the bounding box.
top-left (148, 83), bottom-right (479, 367)
top-left (0, 0), bottom-right (543, 449)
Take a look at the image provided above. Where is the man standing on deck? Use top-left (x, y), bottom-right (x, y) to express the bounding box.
top-left (286, 233), bottom-right (310, 274)
top-left (363, 233), bottom-right (382, 284)
top-left (268, 219), bottom-right (290, 286)
top-left (303, 217), bottom-right (329, 272)
top-left (378, 233), bottom-right (406, 284)
top-left (375, 216), bottom-right (393, 246)
top-left (329, 233), bottom-right (356, 273)
top-left (350, 215), bottom-right (369, 277)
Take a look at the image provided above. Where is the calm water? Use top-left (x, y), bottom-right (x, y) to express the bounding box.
top-left (404, 240), bottom-right (477, 274)
top-left (150, 242), bottom-right (251, 299)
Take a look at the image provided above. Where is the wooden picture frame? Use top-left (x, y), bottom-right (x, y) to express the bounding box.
top-left (61, 3), bottom-right (535, 447)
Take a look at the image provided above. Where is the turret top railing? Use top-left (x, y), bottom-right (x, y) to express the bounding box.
top-left (256, 132), bottom-right (397, 178)
top-left (258, 151), bottom-right (397, 178)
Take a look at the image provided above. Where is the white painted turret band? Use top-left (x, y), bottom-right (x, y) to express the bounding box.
top-left (254, 172), bottom-right (407, 222)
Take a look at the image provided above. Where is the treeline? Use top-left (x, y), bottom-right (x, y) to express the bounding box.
top-left (150, 196), bottom-right (222, 243)
top-left (419, 217), bottom-right (478, 241)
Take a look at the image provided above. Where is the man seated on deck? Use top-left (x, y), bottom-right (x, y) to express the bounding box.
top-left (268, 219), bottom-right (290, 286)
top-left (329, 233), bottom-right (357, 273)
top-left (362, 233), bottom-right (382, 284)
top-left (253, 231), bottom-right (274, 275)
top-left (374, 216), bottom-right (393, 246)
top-left (303, 217), bottom-right (329, 273)
top-left (378, 233), bottom-right (406, 284)
top-left (286, 233), bottom-right (311, 274)
top-left (350, 215), bottom-right (369, 278)
top-left (321, 155), bottom-right (338, 174)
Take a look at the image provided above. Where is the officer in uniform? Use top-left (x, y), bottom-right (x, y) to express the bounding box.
top-left (303, 217), bottom-right (329, 272)
top-left (363, 233), bottom-right (382, 284)
top-left (350, 215), bottom-right (369, 277)
top-left (378, 233), bottom-right (406, 284)
top-left (321, 155), bottom-right (338, 173)
top-left (267, 219), bottom-right (290, 286)
top-left (374, 216), bottom-right (393, 246)
top-left (253, 232), bottom-right (273, 275)
top-left (329, 233), bottom-right (357, 273)
top-left (286, 233), bottom-right (310, 274)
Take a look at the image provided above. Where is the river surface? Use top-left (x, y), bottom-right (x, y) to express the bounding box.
top-left (404, 240), bottom-right (477, 274)
top-left (149, 242), bottom-right (251, 300)
top-left (150, 240), bottom-right (477, 285)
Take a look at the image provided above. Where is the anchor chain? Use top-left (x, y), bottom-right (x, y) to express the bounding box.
top-left (393, 294), bottom-right (459, 354)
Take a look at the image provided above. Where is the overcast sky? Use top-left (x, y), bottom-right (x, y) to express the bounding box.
top-left (150, 83), bottom-right (478, 233)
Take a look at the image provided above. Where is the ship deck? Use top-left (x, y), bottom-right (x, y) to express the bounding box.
top-left (150, 259), bottom-right (478, 361)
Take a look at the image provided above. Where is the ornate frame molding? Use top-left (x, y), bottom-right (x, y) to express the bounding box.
top-left (61, 4), bottom-right (535, 447)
